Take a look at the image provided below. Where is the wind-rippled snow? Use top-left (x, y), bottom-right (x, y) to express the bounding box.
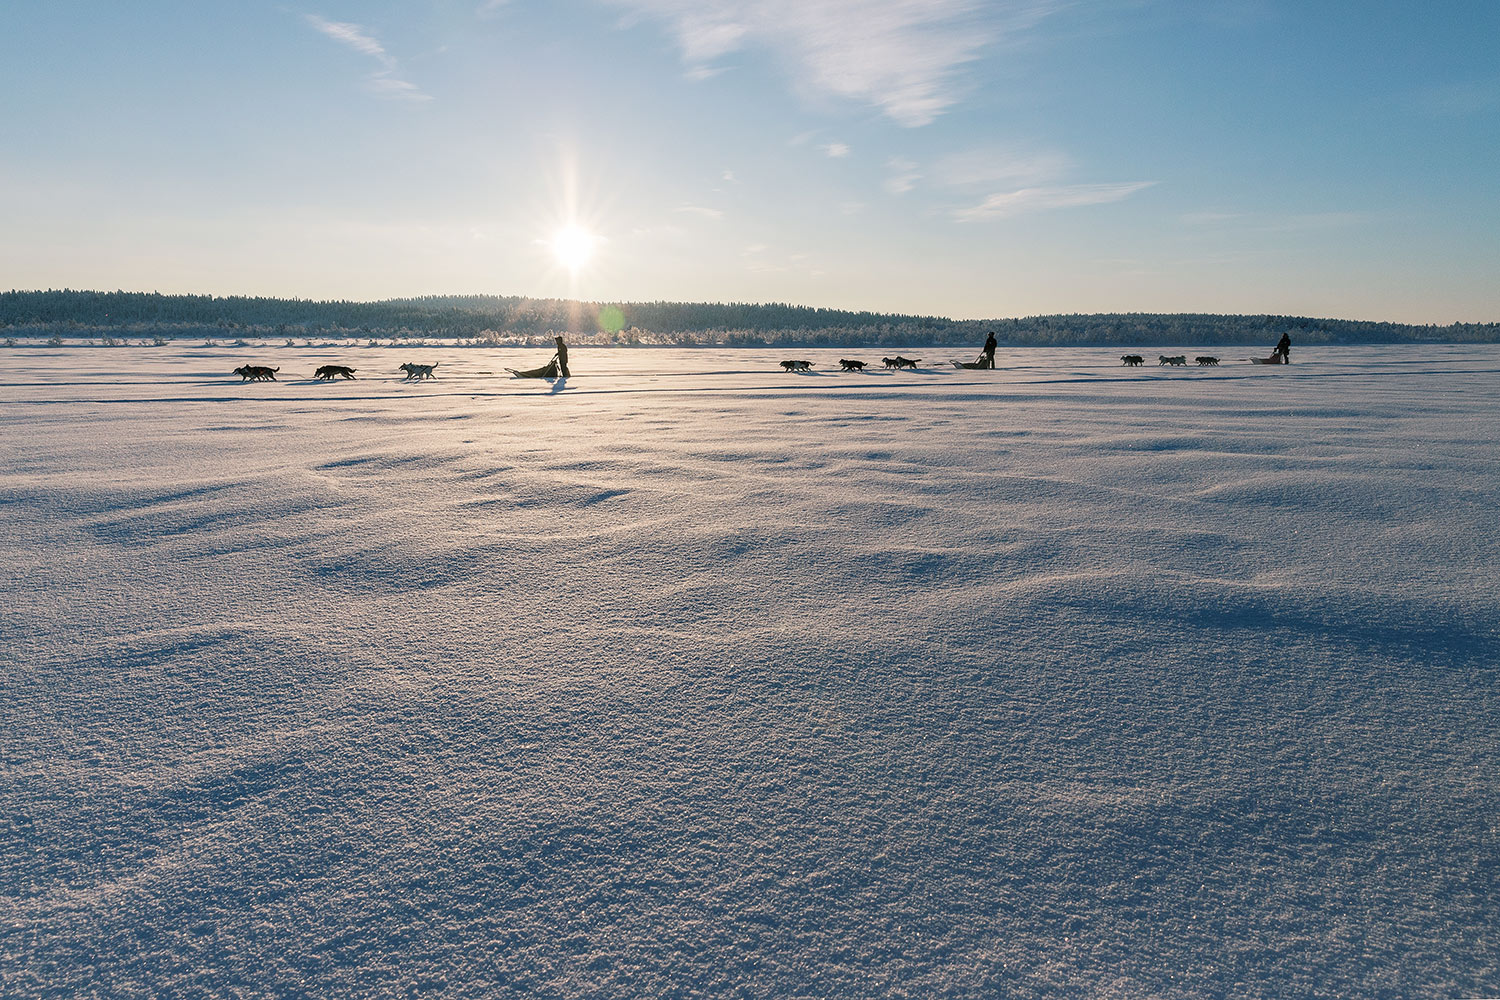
top-left (2, 345), bottom-right (1497, 998)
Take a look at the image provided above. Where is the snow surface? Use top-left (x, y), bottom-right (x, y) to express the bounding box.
top-left (2, 344), bottom-right (1497, 998)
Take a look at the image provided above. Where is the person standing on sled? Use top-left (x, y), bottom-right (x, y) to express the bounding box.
top-left (504, 336), bottom-right (571, 379)
top-left (1275, 331), bottom-right (1291, 364)
top-left (981, 331), bottom-right (998, 369)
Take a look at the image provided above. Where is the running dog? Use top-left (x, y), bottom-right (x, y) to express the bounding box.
top-left (882, 356), bottom-right (920, 369)
top-left (314, 365), bottom-right (357, 380)
top-left (838, 359), bottom-right (867, 371)
top-left (1195, 356), bottom-right (1220, 366)
top-left (399, 362), bottom-right (439, 380)
top-left (780, 360), bottom-right (813, 371)
top-left (1158, 355), bottom-right (1188, 366)
top-left (233, 365), bottom-right (278, 381)
top-left (1121, 355), bottom-right (1145, 366)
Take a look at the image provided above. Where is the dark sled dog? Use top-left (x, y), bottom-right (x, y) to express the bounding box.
top-left (1121, 355), bottom-right (1144, 366)
top-left (882, 356), bottom-right (920, 369)
top-left (838, 359), bottom-right (867, 371)
top-left (233, 365), bottom-right (278, 381)
top-left (1195, 356), bottom-right (1220, 366)
top-left (314, 365), bottom-right (357, 380)
top-left (399, 362), bottom-right (439, 380)
top-left (780, 360), bottom-right (813, 372)
top-left (1158, 355), bottom-right (1187, 366)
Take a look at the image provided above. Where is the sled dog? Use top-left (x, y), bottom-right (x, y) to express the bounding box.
top-left (780, 360), bottom-right (813, 372)
top-left (1121, 355), bottom-right (1144, 366)
top-left (399, 363), bottom-right (439, 380)
top-left (1159, 355), bottom-right (1187, 366)
top-left (882, 356), bottom-right (920, 369)
top-left (838, 359), bottom-right (867, 371)
top-left (233, 365), bottom-right (278, 381)
top-left (314, 365), bottom-right (357, 380)
top-left (1195, 356), bottom-right (1220, 366)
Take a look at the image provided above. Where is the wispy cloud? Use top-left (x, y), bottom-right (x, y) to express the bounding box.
top-left (307, 15), bottom-right (388, 59)
top-left (884, 157), bottom-right (921, 195)
top-left (931, 144), bottom-right (1151, 221)
top-left (599, 0), bottom-right (1062, 127)
top-left (742, 243), bottom-right (821, 275)
top-left (365, 74), bottom-right (429, 100)
top-left (934, 147), bottom-right (1073, 189)
top-left (1179, 209), bottom-right (1369, 233)
top-left (954, 182), bottom-right (1156, 221)
top-left (305, 14), bottom-right (430, 101)
top-left (742, 243), bottom-right (785, 273)
top-left (822, 141), bottom-right (850, 158)
top-left (676, 204), bottom-right (725, 220)
top-left (1180, 211), bottom-right (1246, 226)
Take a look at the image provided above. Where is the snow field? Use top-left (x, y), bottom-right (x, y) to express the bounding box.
top-left (2, 345), bottom-right (1497, 998)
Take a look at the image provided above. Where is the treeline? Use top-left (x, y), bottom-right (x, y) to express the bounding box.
top-left (2, 289), bottom-right (1495, 346)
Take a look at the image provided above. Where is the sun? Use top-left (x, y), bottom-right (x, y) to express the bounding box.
top-left (550, 225), bottom-right (597, 272)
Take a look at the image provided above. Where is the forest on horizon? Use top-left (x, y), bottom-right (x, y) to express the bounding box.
top-left (3, 289), bottom-right (1496, 347)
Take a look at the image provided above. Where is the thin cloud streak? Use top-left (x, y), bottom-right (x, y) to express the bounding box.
top-left (884, 157), bottom-right (921, 194)
top-left (1181, 210), bottom-right (1370, 233)
top-left (934, 147), bottom-right (1074, 189)
top-left (304, 13), bottom-right (431, 101)
top-left (306, 15), bottom-right (391, 63)
top-left (599, 0), bottom-right (1063, 127)
top-left (954, 182), bottom-right (1157, 221)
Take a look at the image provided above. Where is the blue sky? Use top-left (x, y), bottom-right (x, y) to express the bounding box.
top-left (2, 1), bottom-right (1496, 322)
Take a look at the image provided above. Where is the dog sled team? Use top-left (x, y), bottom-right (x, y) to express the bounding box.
top-left (234, 362), bottom-right (428, 382)
top-left (771, 329), bottom-right (1291, 373)
top-left (780, 356), bottom-right (918, 372)
top-left (773, 330), bottom-right (1290, 373)
top-left (1128, 355), bottom-right (1218, 367)
top-left (229, 331), bottom-right (1296, 384)
top-left (1119, 331), bottom-right (1291, 368)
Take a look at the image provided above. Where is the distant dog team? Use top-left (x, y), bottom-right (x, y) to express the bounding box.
top-left (778, 357), bottom-right (921, 371)
top-left (231, 345), bottom-right (1273, 387)
top-left (230, 362), bottom-right (434, 382)
top-left (399, 362), bottom-right (439, 380)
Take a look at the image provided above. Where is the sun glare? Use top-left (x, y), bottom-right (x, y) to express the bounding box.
top-left (551, 225), bottom-right (597, 272)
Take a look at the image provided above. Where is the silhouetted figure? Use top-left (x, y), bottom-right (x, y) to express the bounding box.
top-left (1275, 332), bottom-right (1291, 364)
top-left (555, 336), bottom-right (570, 377)
top-left (981, 331), bottom-right (998, 369)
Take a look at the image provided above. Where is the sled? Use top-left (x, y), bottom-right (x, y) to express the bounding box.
top-left (951, 360), bottom-right (990, 369)
top-left (1250, 356), bottom-right (1284, 365)
top-left (506, 359), bottom-right (560, 379)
